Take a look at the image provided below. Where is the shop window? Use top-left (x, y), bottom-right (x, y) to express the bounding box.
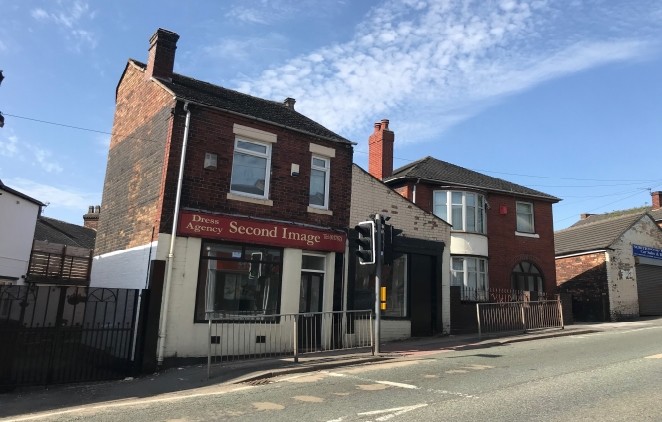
top-left (383, 254), bottom-right (408, 318)
top-left (351, 254), bottom-right (408, 318)
top-left (195, 241), bottom-right (282, 321)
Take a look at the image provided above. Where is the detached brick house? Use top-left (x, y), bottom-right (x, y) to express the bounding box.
top-left (367, 120), bottom-right (560, 297)
top-left (94, 29), bottom-right (353, 364)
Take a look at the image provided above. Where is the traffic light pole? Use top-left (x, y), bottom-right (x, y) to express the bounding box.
top-left (374, 213), bottom-right (382, 355)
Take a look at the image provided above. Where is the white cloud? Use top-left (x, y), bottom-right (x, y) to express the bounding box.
top-left (30, 0), bottom-right (96, 51)
top-left (0, 135), bottom-right (19, 158)
top-left (28, 146), bottom-right (63, 174)
top-left (4, 178), bottom-right (97, 212)
top-left (234, 0), bottom-right (659, 145)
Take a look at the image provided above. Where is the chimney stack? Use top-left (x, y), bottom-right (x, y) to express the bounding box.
top-left (83, 205), bottom-right (100, 231)
top-left (146, 28), bottom-right (180, 81)
top-left (652, 191), bottom-right (662, 209)
top-left (283, 97), bottom-right (296, 110)
top-left (580, 213), bottom-right (594, 220)
top-left (368, 118), bottom-right (394, 180)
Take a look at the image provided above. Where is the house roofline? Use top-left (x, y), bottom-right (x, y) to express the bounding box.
top-left (383, 175), bottom-right (561, 203)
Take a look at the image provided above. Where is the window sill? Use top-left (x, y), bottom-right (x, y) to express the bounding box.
top-left (227, 192), bottom-right (273, 207)
top-left (515, 231), bottom-right (540, 238)
top-left (307, 206), bottom-right (333, 215)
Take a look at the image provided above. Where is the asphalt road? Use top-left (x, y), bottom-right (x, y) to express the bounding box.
top-left (6, 320), bottom-right (662, 422)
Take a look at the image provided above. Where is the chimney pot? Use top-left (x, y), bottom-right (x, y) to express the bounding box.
top-left (88, 206), bottom-right (94, 214)
top-left (94, 205), bottom-right (100, 214)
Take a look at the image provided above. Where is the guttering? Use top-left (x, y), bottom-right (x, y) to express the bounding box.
top-left (555, 249), bottom-right (610, 259)
top-left (149, 77), bottom-right (356, 146)
top-left (157, 100), bottom-right (191, 366)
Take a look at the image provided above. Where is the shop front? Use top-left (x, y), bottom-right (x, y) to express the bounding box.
top-left (156, 211), bottom-right (346, 360)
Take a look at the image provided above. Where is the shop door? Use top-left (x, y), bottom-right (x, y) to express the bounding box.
top-left (410, 254), bottom-right (435, 336)
top-left (298, 272), bottom-right (323, 351)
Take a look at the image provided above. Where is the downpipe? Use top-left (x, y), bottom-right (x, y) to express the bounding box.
top-left (157, 101), bottom-right (191, 366)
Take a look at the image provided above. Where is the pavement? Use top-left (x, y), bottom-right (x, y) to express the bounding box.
top-left (0, 320), bottom-right (653, 420)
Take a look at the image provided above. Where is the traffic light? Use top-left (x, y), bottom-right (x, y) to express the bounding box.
top-left (383, 223), bottom-right (403, 265)
top-left (355, 220), bottom-right (375, 265)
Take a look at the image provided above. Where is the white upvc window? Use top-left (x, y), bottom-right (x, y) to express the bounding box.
top-left (433, 191), bottom-right (486, 234)
top-left (451, 256), bottom-right (489, 301)
top-left (309, 155), bottom-right (330, 209)
top-left (516, 201), bottom-right (535, 233)
top-left (230, 138), bottom-right (272, 199)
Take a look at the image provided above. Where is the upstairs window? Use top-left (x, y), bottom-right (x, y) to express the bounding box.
top-left (516, 201), bottom-right (534, 233)
top-left (433, 191), bottom-right (486, 234)
top-left (230, 138), bottom-right (272, 199)
top-left (309, 156), bottom-right (330, 209)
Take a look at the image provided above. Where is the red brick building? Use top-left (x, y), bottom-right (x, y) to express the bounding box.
top-left (367, 120), bottom-right (560, 297)
top-left (93, 29), bottom-right (354, 363)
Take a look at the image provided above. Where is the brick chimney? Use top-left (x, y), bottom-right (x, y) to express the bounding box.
top-left (146, 28), bottom-right (180, 81)
top-left (652, 191), bottom-right (662, 209)
top-left (580, 213), bottom-right (594, 220)
top-left (83, 205), bottom-right (100, 231)
top-left (368, 119), bottom-right (394, 180)
top-left (283, 97), bottom-right (296, 110)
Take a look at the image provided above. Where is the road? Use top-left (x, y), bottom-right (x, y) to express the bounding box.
top-left (6, 320), bottom-right (662, 422)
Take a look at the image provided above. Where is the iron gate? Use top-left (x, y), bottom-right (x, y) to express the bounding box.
top-left (0, 285), bottom-right (141, 390)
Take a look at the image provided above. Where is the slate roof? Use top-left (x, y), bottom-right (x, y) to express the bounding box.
top-left (130, 60), bottom-right (351, 145)
top-left (386, 156), bottom-right (560, 201)
top-left (554, 212), bottom-right (647, 256)
top-left (571, 206), bottom-right (662, 228)
top-left (34, 216), bottom-right (96, 250)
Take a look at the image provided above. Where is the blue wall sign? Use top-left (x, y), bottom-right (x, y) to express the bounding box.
top-left (633, 245), bottom-right (662, 260)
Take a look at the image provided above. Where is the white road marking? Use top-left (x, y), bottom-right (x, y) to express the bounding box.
top-left (358, 403), bottom-right (428, 421)
top-left (375, 380), bottom-right (420, 389)
top-left (645, 354), bottom-right (662, 359)
top-left (5, 386), bottom-right (254, 421)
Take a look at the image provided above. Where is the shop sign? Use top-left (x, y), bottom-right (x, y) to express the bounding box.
top-left (633, 244), bottom-right (662, 260)
top-left (178, 211), bottom-right (346, 252)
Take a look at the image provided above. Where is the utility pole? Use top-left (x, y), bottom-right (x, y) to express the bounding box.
top-left (0, 70), bottom-right (4, 128)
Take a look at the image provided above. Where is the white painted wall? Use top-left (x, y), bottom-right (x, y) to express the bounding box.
top-left (90, 241), bottom-right (158, 289)
top-left (0, 189), bottom-right (40, 284)
top-left (449, 232), bottom-right (488, 257)
top-left (606, 215), bottom-right (662, 319)
top-left (158, 235), bottom-right (340, 359)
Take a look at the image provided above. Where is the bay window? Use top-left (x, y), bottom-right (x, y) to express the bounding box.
top-left (433, 191), bottom-right (486, 233)
top-left (451, 256), bottom-right (488, 301)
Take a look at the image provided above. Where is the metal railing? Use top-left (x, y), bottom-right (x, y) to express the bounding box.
top-left (476, 298), bottom-right (563, 339)
top-left (205, 310), bottom-right (373, 378)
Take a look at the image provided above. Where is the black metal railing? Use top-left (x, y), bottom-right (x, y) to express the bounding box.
top-left (0, 285), bottom-right (140, 390)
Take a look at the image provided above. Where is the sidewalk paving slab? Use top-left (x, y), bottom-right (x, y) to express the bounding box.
top-left (0, 324), bottom-right (602, 419)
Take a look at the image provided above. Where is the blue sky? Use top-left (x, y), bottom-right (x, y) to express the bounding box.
top-left (1, 0), bottom-right (661, 231)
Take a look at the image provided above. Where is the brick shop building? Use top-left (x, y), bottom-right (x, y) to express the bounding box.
top-left (93, 29), bottom-right (354, 364)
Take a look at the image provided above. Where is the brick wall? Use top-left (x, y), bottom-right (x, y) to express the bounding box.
top-left (160, 105), bottom-right (354, 233)
top-left (555, 252), bottom-right (609, 321)
top-left (350, 165), bottom-right (450, 242)
top-left (389, 181), bottom-right (557, 292)
top-left (95, 63), bottom-right (174, 255)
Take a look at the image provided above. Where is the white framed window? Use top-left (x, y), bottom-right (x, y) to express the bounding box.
top-left (516, 201), bottom-right (534, 233)
top-left (309, 155), bottom-right (330, 209)
top-left (451, 256), bottom-right (488, 300)
top-left (230, 138), bottom-right (272, 199)
top-left (433, 191), bottom-right (486, 234)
